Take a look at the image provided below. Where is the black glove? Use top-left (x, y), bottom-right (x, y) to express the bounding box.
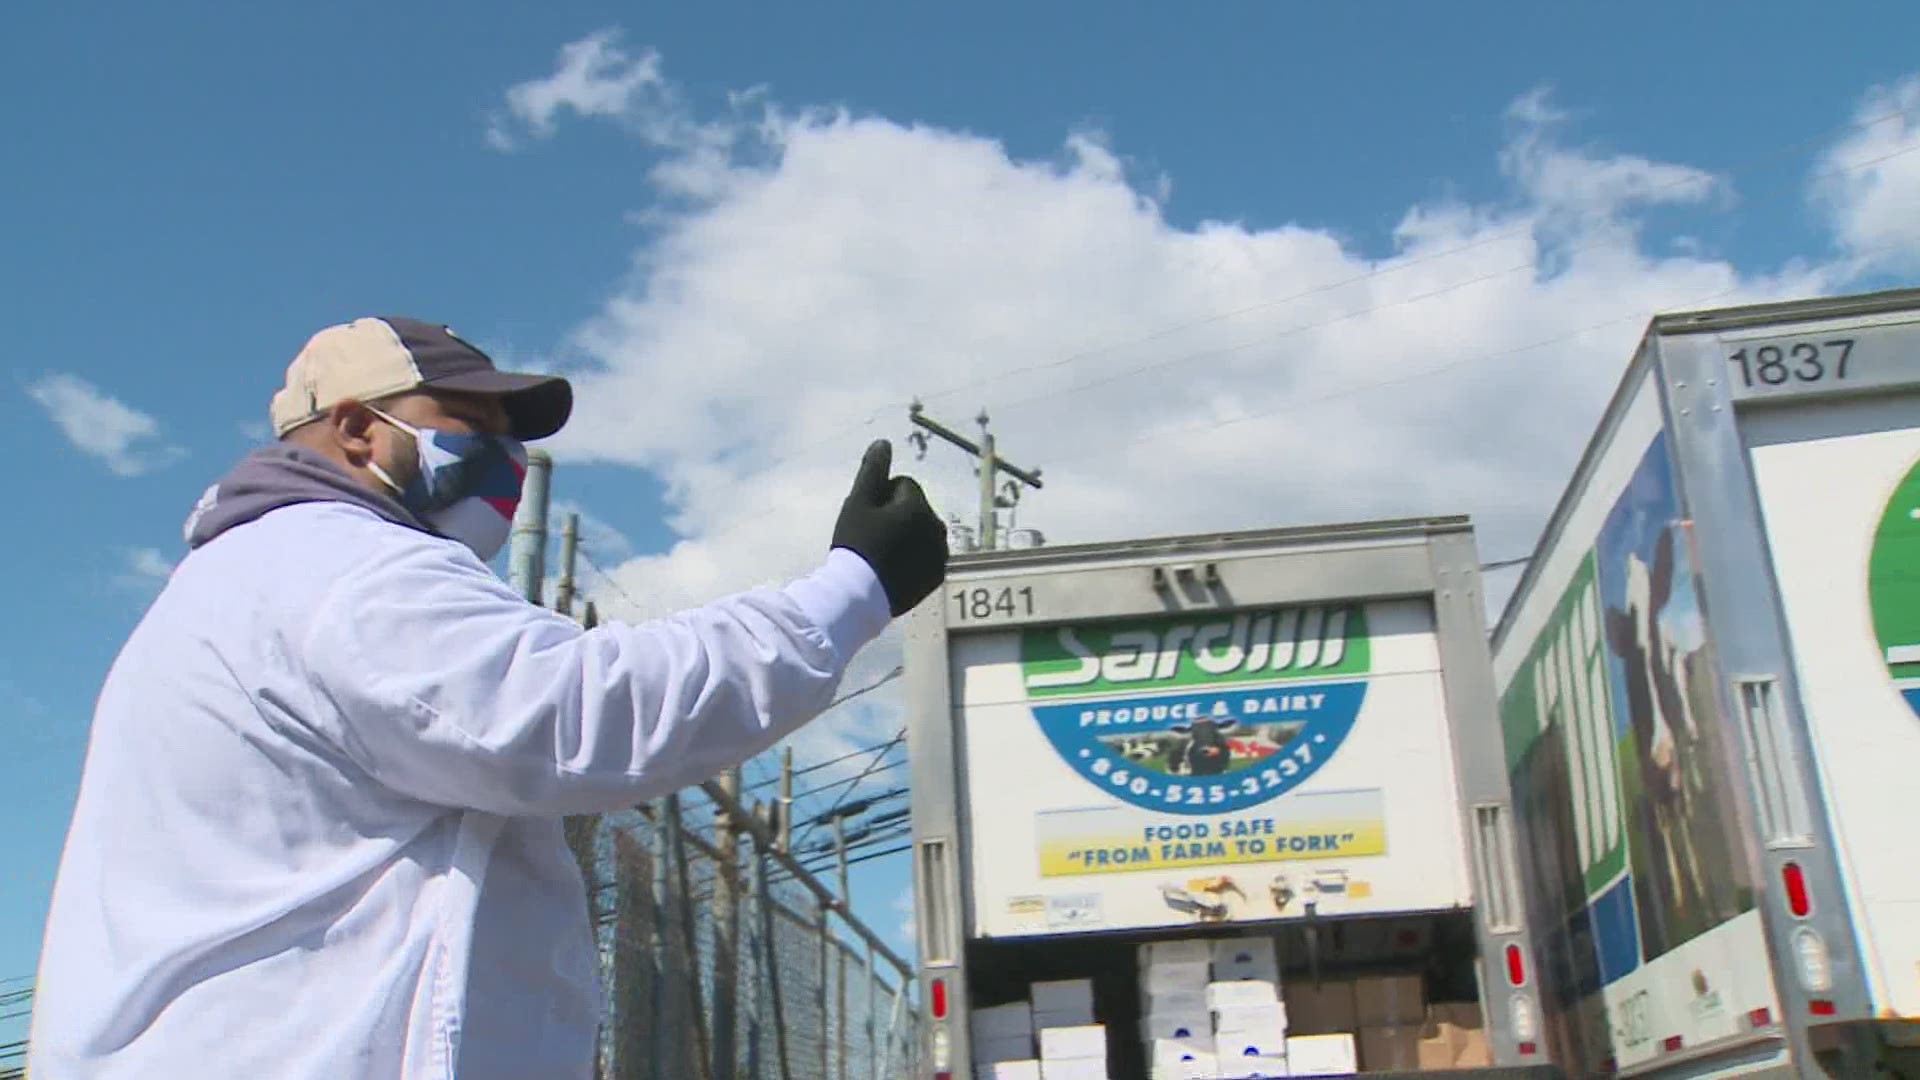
top-left (831, 440), bottom-right (949, 616)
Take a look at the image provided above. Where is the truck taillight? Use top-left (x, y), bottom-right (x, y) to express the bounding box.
top-left (1782, 861), bottom-right (1812, 917)
top-left (1504, 944), bottom-right (1528, 987)
top-left (931, 977), bottom-right (949, 1019)
top-left (932, 1028), bottom-right (950, 1070)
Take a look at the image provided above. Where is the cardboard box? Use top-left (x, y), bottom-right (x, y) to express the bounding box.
top-left (1039, 1024), bottom-right (1107, 1061)
top-left (973, 1002), bottom-right (1036, 1040)
top-left (1211, 938), bottom-right (1281, 983)
top-left (1285, 1034), bottom-right (1357, 1077)
top-left (1281, 981), bottom-right (1354, 1036)
top-left (1142, 987), bottom-right (1209, 1017)
top-left (1031, 979), bottom-right (1095, 1018)
top-left (1214, 1027), bottom-right (1287, 1059)
top-left (1039, 1058), bottom-right (1108, 1080)
top-left (1034, 1006), bottom-right (1096, 1030)
top-left (1206, 980), bottom-right (1279, 1010)
top-left (1213, 1002), bottom-right (1287, 1034)
top-left (975, 1062), bottom-right (1043, 1080)
top-left (1144, 959), bottom-right (1215, 994)
top-left (1151, 1035), bottom-right (1215, 1065)
top-left (1417, 1003), bottom-right (1492, 1069)
top-left (1150, 1050), bottom-right (1219, 1080)
top-left (1358, 1024), bottom-right (1421, 1070)
top-left (1216, 1055), bottom-right (1291, 1078)
top-left (1353, 973), bottom-right (1424, 1026)
top-left (1141, 939), bottom-right (1214, 966)
top-left (1143, 1010), bottom-right (1212, 1041)
top-left (976, 1034), bottom-right (1039, 1064)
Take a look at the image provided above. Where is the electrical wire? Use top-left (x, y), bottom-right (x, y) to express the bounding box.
top-left (788, 729), bottom-right (907, 854)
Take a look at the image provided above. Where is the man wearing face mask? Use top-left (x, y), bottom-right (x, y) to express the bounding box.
top-left (30, 316), bottom-right (949, 1079)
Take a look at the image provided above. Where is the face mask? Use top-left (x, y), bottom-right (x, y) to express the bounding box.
top-left (366, 407), bottom-right (527, 562)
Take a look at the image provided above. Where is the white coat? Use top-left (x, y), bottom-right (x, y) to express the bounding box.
top-left (29, 453), bottom-right (890, 1079)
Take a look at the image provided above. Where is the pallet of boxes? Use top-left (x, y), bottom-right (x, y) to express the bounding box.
top-left (1140, 938), bottom-right (1495, 1077)
top-left (971, 978), bottom-right (1108, 1080)
top-left (1140, 938), bottom-right (1297, 1079)
top-left (1288, 969), bottom-right (1494, 1074)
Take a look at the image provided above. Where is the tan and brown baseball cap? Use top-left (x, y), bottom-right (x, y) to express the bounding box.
top-left (269, 316), bottom-right (573, 440)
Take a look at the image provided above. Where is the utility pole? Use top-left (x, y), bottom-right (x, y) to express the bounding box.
top-left (779, 748), bottom-right (795, 856)
top-left (834, 814), bottom-right (851, 1080)
top-left (907, 401), bottom-right (1043, 552)
top-left (509, 449), bottom-right (553, 601)
top-left (555, 512), bottom-right (580, 617)
top-left (711, 766), bottom-right (742, 1080)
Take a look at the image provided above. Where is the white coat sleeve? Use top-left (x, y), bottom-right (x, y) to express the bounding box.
top-left (300, 538), bottom-right (893, 816)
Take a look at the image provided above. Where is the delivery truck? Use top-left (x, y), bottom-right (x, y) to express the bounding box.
top-left (906, 517), bottom-right (1561, 1079)
top-left (1488, 287), bottom-right (1920, 1077)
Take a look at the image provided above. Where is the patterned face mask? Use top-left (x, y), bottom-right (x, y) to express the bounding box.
top-left (366, 406), bottom-right (527, 562)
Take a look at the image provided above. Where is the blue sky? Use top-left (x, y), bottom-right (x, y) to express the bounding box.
top-left (6, 1), bottom-right (1919, 1048)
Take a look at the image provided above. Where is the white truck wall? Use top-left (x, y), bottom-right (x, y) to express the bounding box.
top-left (1492, 369), bottom-right (1776, 1075)
top-left (1741, 391), bottom-right (1920, 1020)
top-left (952, 597), bottom-right (1472, 937)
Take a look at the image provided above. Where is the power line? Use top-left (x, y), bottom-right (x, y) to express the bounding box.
top-left (790, 729), bottom-right (907, 854)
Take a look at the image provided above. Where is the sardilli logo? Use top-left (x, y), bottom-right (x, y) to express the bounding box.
top-left (1022, 605), bottom-right (1371, 814)
top-left (1869, 453), bottom-right (1920, 719)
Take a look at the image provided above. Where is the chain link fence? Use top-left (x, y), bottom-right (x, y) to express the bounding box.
top-left (586, 797), bottom-right (921, 1080)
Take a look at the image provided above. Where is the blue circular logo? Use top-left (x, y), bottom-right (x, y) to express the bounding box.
top-left (1031, 681), bottom-right (1367, 814)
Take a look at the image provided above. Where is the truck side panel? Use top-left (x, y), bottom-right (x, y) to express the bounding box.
top-left (1739, 390), bottom-right (1920, 1019)
top-left (1492, 366), bottom-right (1779, 1076)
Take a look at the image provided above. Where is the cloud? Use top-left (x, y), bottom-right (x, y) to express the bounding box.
top-left (488, 28), bottom-right (702, 157)
top-left (894, 886), bottom-right (916, 948)
top-left (497, 46), bottom-right (1917, 762)
top-left (28, 373), bottom-right (186, 477)
top-left (1501, 88), bottom-right (1723, 223)
top-left (114, 547), bottom-right (177, 591)
top-left (1813, 74), bottom-right (1920, 273)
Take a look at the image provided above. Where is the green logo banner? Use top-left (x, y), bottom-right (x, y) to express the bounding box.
top-left (1020, 604), bottom-right (1370, 697)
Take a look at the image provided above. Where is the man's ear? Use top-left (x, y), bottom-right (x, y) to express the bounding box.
top-left (330, 401), bottom-right (378, 465)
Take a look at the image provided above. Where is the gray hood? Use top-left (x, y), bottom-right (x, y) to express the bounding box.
top-left (184, 443), bottom-right (430, 549)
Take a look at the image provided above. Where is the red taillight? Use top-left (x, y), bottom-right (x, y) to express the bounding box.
top-left (1748, 1007), bottom-right (1773, 1028)
top-left (931, 977), bottom-right (949, 1020)
top-left (1810, 999), bottom-right (1837, 1017)
top-left (1518, 1042), bottom-right (1538, 1056)
top-left (1663, 1035), bottom-right (1684, 1053)
top-left (935, 1072), bottom-right (952, 1080)
top-left (1504, 944), bottom-right (1527, 987)
top-left (1783, 861), bottom-right (1812, 918)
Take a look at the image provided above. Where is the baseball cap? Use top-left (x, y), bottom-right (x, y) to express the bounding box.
top-left (269, 316), bottom-right (573, 441)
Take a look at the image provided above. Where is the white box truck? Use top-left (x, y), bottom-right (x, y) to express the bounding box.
top-left (906, 518), bottom-right (1561, 1079)
top-left (1489, 288), bottom-right (1920, 1077)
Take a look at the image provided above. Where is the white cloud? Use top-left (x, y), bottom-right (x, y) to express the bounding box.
top-left (28, 373), bottom-right (186, 477)
top-left (894, 886), bottom-right (916, 948)
top-left (114, 547), bottom-right (177, 591)
top-left (497, 46), bottom-right (1918, 759)
top-left (238, 420), bottom-right (271, 443)
top-left (1813, 74), bottom-right (1920, 273)
top-left (486, 27), bottom-right (736, 169)
top-left (1501, 88), bottom-right (1723, 225)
